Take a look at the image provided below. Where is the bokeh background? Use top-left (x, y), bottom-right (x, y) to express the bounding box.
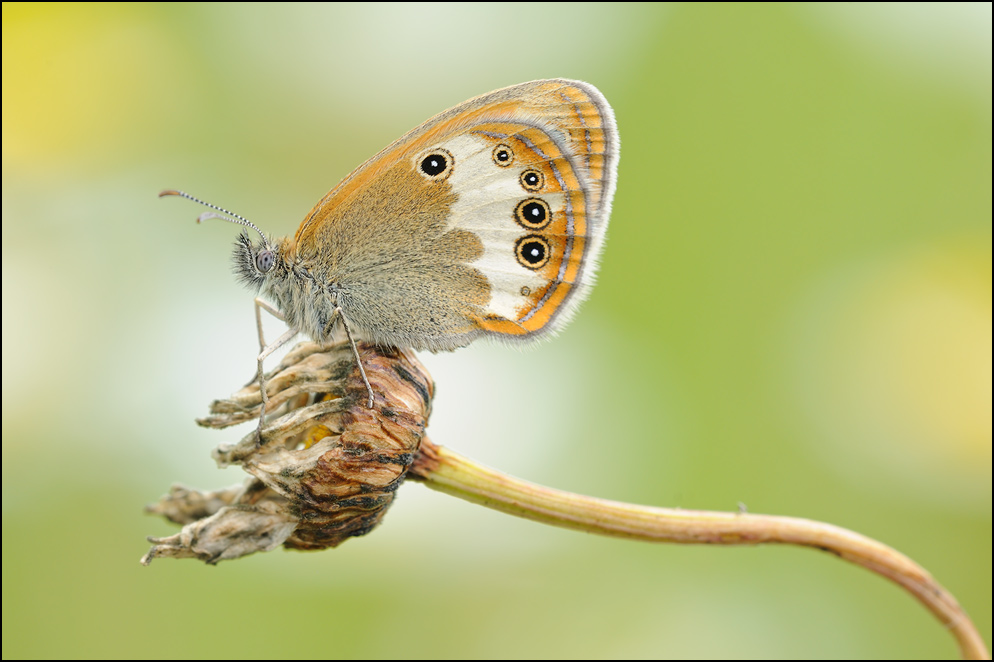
top-left (3, 3), bottom-right (990, 658)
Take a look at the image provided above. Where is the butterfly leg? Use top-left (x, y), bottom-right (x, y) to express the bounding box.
top-left (333, 306), bottom-right (375, 408)
top-left (254, 297), bottom-right (295, 442)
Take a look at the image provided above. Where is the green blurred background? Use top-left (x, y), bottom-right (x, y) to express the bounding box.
top-left (3, 3), bottom-right (990, 658)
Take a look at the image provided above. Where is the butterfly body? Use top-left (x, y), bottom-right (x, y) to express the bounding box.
top-left (232, 79), bottom-right (619, 355)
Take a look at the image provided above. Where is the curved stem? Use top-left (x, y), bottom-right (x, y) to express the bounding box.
top-left (408, 439), bottom-right (989, 660)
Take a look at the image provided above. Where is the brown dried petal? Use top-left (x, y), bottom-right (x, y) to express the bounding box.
top-left (142, 341), bottom-right (433, 564)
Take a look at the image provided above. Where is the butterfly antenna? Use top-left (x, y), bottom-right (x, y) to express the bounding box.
top-left (159, 189), bottom-right (268, 243)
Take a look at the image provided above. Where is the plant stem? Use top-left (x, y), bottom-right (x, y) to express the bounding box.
top-left (408, 439), bottom-right (989, 660)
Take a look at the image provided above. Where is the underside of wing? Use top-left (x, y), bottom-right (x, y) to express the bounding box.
top-left (291, 80), bottom-right (619, 349)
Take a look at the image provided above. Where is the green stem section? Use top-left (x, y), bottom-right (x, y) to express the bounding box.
top-left (409, 439), bottom-right (989, 660)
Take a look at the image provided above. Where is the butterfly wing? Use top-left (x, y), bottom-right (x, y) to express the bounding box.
top-left (290, 79), bottom-right (618, 351)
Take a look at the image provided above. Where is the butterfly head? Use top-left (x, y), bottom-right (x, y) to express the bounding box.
top-left (159, 190), bottom-right (293, 294)
top-left (232, 230), bottom-right (285, 292)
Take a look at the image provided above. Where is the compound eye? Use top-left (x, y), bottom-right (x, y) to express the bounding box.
top-left (256, 249), bottom-right (275, 273)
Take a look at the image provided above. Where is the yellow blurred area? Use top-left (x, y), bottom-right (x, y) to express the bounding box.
top-left (794, 237), bottom-right (992, 501)
top-left (2, 3), bottom-right (192, 169)
top-left (870, 242), bottom-right (992, 462)
top-left (2, 3), bottom-right (990, 659)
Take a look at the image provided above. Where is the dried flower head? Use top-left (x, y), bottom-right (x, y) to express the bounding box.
top-left (142, 341), bottom-right (433, 565)
top-left (138, 344), bottom-right (990, 660)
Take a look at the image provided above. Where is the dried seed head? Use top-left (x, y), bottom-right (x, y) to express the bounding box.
top-left (142, 341), bottom-right (433, 565)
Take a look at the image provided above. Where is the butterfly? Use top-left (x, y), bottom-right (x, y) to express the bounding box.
top-left (163, 78), bottom-right (618, 437)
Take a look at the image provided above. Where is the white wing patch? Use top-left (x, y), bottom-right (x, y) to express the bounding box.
top-left (439, 134), bottom-right (559, 320)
